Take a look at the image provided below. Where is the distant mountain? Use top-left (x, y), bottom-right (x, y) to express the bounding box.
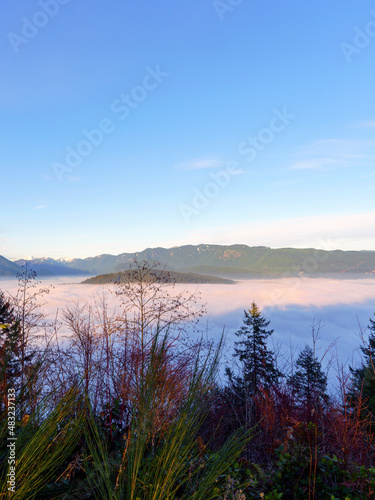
top-left (61, 254), bottom-right (174, 276)
top-left (13, 258), bottom-right (90, 277)
top-left (6, 245), bottom-right (375, 280)
top-left (0, 255), bottom-right (22, 276)
top-left (61, 244), bottom-right (375, 278)
top-left (60, 253), bottom-right (135, 275)
top-left (82, 269), bottom-right (235, 285)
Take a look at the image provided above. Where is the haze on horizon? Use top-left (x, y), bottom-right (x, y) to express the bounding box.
top-left (1, 1), bottom-right (374, 259)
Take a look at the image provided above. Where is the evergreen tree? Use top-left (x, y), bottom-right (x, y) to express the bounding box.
top-left (230, 302), bottom-right (281, 392)
top-left (350, 314), bottom-right (375, 417)
top-left (225, 303), bottom-right (281, 423)
top-left (0, 291), bottom-right (22, 412)
top-left (288, 344), bottom-right (328, 412)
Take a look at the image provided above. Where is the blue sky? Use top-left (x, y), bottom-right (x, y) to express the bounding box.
top-left (1, 0), bottom-right (375, 259)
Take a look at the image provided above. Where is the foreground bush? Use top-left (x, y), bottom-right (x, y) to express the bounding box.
top-left (0, 330), bottom-right (252, 499)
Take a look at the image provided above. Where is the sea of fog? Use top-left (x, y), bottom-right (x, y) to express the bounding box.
top-left (1, 275), bottom-right (375, 389)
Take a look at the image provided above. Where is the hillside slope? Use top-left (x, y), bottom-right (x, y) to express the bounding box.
top-left (82, 269), bottom-right (235, 285)
top-left (14, 258), bottom-right (90, 277)
top-left (0, 255), bottom-right (21, 276)
top-left (63, 245), bottom-right (375, 277)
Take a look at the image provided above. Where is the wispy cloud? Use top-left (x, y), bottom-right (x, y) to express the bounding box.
top-left (299, 138), bottom-right (375, 155)
top-left (273, 179), bottom-right (302, 187)
top-left (40, 173), bottom-right (54, 181)
top-left (33, 205), bottom-right (47, 210)
top-left (41, 172), bottom-right (81, 183)
top-left (356, 120), bottom-right (375, 128)
top-left (175, 157), bottom-right (224, 171)
top-left (289, 139), bottom-right (375, 171)
top-left (65, 175), bottom-right (81, 182)
top-left (290, 158), bottom-right (345, 171)
top-left (181, 211), bottom-right (375, 251)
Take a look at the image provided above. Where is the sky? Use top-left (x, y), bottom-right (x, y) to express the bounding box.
top-left (1, 0), bottom-right (375, 259)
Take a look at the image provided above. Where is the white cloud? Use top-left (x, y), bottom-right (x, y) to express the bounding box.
top-left (33, 205), bottom-right (47, 210)
top-left (289, 139), bottom-right (375, 171)
top-left (356, 120), bottom-right (375, 128)
top-left (180, 212), bottom-right (375, 251)
top-left (290, 158), bottom-right (345, 171)
top-left (174, 157), bottom-right (224, 171)
top-left (0, 278), bottom-right (373, 372)
top-left (299, 138), bottom-right (375, 156)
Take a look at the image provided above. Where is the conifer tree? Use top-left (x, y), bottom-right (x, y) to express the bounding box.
top-left (230, 302), bottom-right (281, 391)
top-left (356, 315), bottom-right (375, 374)
top-left (350, 314), bottom-right (375, 417)
top-left (288, 344), bottom-right (328, 411)
top-left (0, 292), bottom-right (22, 412)
top-left (225, 302), bottom-right (281, 427)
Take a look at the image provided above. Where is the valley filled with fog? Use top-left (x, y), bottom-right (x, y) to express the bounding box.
top-left (1, 275), bottom-right (375, 385)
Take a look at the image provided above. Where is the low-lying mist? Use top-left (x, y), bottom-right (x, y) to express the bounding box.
top-left (1, 275), bottom-right (375, 388)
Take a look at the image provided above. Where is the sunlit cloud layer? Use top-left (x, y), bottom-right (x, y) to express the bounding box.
top-left (1, 277), bottom-right (374, 378)
top-left (184, 212), bottom-right (375, 251)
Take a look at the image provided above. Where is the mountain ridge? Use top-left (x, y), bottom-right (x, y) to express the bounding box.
top-left (0, 255), bottom-right (22, 276)
top-left (2, 244), bottom-right (375, 279)
top-left (13, 257), bottom-right (90, 277)
top-left (60, 244), bottom-right (375, 278)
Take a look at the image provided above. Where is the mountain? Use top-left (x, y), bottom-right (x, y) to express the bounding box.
top-left (60, 254), bottom-right (175, 275)
top-left (82, 269), bottom-right (235, 285)
top-left (7, 245), bottom-right (375, 279)
top-left (61, 244), bottom-right (375, 278)
top-left (13, 258), bottom-right (90, 277)
top-left (0, 255), bottom-right (22, 276)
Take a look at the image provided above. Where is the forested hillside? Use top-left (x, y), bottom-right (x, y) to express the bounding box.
top-left (82, 268), bottom-right (235, 285)
top-left (4, 245), bottom-right (375, 278)
top-left (62, 244), bottom-right (375, 277)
